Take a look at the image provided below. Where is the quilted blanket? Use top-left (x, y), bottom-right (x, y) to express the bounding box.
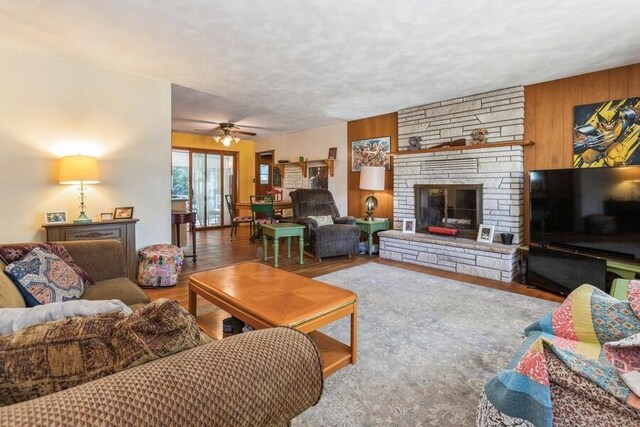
top-left (479, 282), bottom-right (640, 426)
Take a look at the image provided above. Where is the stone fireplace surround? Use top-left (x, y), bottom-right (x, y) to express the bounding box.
top-left (379, 144), bottom-right (524, 282)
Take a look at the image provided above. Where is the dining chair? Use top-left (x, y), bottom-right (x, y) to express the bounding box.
top-left (224, 194), bottom-right (254, 240)
top-left (250, 195), bottom-right (279, 242)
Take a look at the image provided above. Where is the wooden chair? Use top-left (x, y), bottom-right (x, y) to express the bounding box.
top-left (224, 194), bottom-right (254, 240)
top-left (250, 195), bottom-right (279, 242)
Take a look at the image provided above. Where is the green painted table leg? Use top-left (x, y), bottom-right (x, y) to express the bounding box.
top-left (299, 235), bottom-right (304, 265)
top-left (273, 238), bottom-right (280, 268)
top-left (263, 234), bottom-right (268, 261)
top-left (368, 231), bottom-right (373, 255)
top-left (287, 236), bottom-right (292, 258)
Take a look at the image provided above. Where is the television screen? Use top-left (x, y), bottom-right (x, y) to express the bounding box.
top-left (530, 166), bottom-right (640, 262)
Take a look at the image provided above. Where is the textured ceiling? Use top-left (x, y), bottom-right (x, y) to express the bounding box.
top-left (1, 1), bottom-right (639, 139)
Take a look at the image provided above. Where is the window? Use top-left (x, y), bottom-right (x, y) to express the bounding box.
top-left (259, 164), bottom-right (269, 185)
top-left (171, 150), bottom-right (189, 199)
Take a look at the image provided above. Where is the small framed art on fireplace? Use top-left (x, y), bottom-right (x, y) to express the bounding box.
top-left (402, 218), bottom-right (416, 234)
top-left (477, 224), bottom-right (495, 243)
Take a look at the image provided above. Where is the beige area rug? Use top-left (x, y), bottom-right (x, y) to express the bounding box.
top-left (293, 262), bottom-right (559, 426)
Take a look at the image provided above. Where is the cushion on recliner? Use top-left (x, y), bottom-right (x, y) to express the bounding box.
top-left (82, 278), bottom-right (150, 308)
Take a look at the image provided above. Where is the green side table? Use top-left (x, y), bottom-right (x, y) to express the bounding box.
top-left (611, 278), bottom-right (630, 301)
top-left (261, 223), bottom-right (305, 268)
top-left (356, 218), bottom-right (389, 255)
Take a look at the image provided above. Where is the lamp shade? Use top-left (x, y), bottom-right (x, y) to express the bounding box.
top-left (59, 155), bottom-right (100, 184)
top-left (359, 166), bottom-right (385, 191)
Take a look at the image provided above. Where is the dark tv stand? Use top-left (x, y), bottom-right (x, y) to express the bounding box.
top-left (526, 246), bottom-right (607, 296)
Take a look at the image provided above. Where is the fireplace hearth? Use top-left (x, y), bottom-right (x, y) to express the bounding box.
top-left (415, 184), bottom-right (482, 239)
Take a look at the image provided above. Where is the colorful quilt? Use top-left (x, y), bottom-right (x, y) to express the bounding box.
top-left (480, 282), bottom-right (640, 426)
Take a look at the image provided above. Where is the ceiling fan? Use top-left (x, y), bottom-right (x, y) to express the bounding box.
top-left (194, 122), bottom-right (257, 147)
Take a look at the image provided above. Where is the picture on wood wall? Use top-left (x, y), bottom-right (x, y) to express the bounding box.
top-left (573, 98), bottom-right (640, 168)
top-left (308, 166), bottom-right (328, 190)
top-left (351, 136), bottom-right (391, 172)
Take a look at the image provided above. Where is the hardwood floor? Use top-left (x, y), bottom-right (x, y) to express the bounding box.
top-left (144, 225), bottom-right (564, 338)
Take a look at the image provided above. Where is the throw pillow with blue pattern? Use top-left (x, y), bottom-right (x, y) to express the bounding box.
top-left (4, 248), bottom-right (83, 306)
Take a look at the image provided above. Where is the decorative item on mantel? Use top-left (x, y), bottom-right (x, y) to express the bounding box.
top-left (471, 128), bottom-right (488, 145)
top-left (359, 166), bottom-right (385, 221)
top-left (408, 136), bottom-right (422, 151)
top-left (59, 155), bottom-right (100, 223)
top-left (431, 138), bottom-right (466, 149)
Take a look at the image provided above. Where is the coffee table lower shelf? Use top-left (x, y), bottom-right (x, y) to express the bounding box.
top-left (308, 331), bottom-right (353, 378)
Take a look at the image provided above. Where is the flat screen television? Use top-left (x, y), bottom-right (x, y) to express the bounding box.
top-left (530, 166), bottom-right (640, 262)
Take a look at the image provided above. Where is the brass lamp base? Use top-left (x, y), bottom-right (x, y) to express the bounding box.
top-left (364, 193), bottom-right (378, 221)
top-left (74, 211), bottom-right (92, 223)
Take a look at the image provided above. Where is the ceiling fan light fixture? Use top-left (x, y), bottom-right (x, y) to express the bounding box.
top-left (222, 134), bottom-right (233, 147)
top-left (213, 135), bottom-right (221, 143)
top-left (233, 136), bottom-right (241, 144)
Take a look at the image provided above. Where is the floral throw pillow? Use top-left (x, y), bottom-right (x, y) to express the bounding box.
top-left (0, 243), bottom-right (95, 287)
top-left (4, 248), bottom-right (84, 306)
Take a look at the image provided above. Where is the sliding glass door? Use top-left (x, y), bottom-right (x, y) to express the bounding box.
top-left (172, 148), bottom-right (237, 229)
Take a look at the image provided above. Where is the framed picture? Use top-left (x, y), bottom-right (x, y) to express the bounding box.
top-left (573, 97), bottom-right (640, 168)
top-left (351, 136), bottom-right (391, 172)
top-left (44, 211), bottom-right (67, 224)
top-left (308, 166), bottom-right (328, 190)
top-left (272, 166), bottom-right (282, 188)
top-left (328, 147), bottom-right (337, 160)
top-left (477, 224), bottom-right (495, 243)
top-left (100, 212), bottom-right (113, 221)
top-left (113, 207), bottom-right (134, 220)
top-left (402, 218), bottom-right (415, 234)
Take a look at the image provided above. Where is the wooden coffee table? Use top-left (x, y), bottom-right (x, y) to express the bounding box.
top-left (189, 262), bottom-right (357, 378)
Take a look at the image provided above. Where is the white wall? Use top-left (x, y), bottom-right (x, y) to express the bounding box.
top-left (254, 122), bottom-right (348, 213)
top-left (0, 47), bottom-right (171, 248)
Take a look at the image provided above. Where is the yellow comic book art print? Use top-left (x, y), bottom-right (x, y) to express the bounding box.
top-left (573, 98), bottom-right (640, 168)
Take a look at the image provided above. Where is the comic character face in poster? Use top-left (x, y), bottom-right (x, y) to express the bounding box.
top-left (573, 98), bottom-right (640, 168)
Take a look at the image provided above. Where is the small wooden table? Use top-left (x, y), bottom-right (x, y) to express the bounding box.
top-left (261, 223), bottom-right (305, 267)
top-left (356, 218), bottom-right (389, 255)
top-left (171, 210), bottom-right (197, 263)
top-left (189, 262), bottom-right (357, 378)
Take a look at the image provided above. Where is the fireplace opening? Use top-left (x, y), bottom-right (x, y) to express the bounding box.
top-left (415, 184), bottom-right (482, 239)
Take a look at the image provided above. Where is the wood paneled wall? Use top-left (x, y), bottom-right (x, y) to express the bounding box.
top-left (347, 112), bottom-right (398, 219)
top-left (523, 63), bottom-right (640, 243)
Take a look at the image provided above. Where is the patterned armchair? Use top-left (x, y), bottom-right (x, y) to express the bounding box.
top-left (290, 189), bottom-right (360, 260)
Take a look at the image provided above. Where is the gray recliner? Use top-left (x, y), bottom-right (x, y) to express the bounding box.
top-left (289, 189), bottom-right (360, 260)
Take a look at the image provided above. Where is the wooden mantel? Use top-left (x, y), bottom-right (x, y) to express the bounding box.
top-left (391, 140), bottom-right (534, 156)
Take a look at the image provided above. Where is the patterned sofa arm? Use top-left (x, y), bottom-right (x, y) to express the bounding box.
top-left (0, 327), bottom-right (324, 427)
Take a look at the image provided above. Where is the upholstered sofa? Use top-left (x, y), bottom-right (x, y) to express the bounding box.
top-left (290, 189), bottom-right (360, 260)
top-left (477, 284), bottom-right (640, 426)
top-left (0, 240), bottom-right (150, 310)
top-left (0, 240), bottom-right (324, 426)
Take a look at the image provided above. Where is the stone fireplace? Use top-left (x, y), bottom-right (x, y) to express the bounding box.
top-left (415, 184), bottom-right (482, 239)
top-left (378, 86), bottom-right (526, 282)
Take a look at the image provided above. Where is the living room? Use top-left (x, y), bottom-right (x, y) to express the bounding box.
top-left (1, 1), bottom-right (640, 426)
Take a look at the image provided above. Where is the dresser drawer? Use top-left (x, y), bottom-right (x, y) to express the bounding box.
top-left (63, 226), bottom-right (123, 242)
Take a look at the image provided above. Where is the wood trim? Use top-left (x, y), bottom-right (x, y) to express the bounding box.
top-left (391, 140), bottom-right (534, 156)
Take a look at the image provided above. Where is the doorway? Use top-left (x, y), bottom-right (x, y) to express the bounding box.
top-left (171, 148), bottom-right (238, 229)
top-left (255, 150), bottom-right (274, 195)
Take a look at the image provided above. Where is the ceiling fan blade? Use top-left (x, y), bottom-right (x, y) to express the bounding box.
top-left (233, 130), bottom-right (257, 136)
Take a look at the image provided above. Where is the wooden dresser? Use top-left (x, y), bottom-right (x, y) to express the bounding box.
top-left (43, 219), bottom-right (139, 282)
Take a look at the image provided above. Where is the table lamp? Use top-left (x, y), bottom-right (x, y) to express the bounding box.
top-left (359, 166), bottom-right (385, 221)
top-left (59, 155), bottom-right (100, 223)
